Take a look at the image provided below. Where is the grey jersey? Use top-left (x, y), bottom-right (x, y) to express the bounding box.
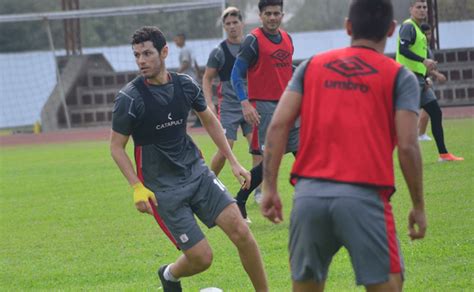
top-left (112, 73), bottom-right (208, 191)
top-left (287, 56), bottom-right (420, 197)
top-left (207, 41), bottom-right (244, 107)
top-left (179, 45), bottom-right (198, 80)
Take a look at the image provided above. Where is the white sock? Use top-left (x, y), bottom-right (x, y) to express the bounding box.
top-left (164, 264), bottom-right (179, 282)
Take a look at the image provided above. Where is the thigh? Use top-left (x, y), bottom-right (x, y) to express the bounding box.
top-left (289, 195), bottom-right (341, 283)
top-left (331, 194), bottom-right (404, 286)
top-left (190, 168), bottom-right (235, 228)
top-left (420, 87), bottom-right (437, 107)
top-left (155, 182), bottom-right (205, 251)
top-left (220, 108), bottom-right (241, 141)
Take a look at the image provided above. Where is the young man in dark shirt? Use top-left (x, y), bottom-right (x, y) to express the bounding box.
top-left (110, 26), bottom-right (268, 292)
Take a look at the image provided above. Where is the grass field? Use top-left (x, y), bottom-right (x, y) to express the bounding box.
top-left (1, 118), bottom-right (473, 291)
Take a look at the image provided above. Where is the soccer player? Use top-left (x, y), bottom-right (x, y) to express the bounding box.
top-left (110, 26), bottom-right (268, 292)
top-left (396, 0), bottom-right (463, 161)
top-left (261, 0), bottom-right (427, 291)
top-left (231, 0), bottom-right (298, 221)
top-left (202, 7), bottom-right (262, 191)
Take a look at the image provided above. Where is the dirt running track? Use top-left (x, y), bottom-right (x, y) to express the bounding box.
top-left (1, 106), bottom-right (472, 147)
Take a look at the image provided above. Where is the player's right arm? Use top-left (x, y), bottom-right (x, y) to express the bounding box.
top-left (394, 68), bottom-right (426, 240)
top-left (231, 34), bottom-right (260, 125)
top-left (203, 47), bottom-right (221, 116)
top-left (110, 90), bottom-right (156, 215)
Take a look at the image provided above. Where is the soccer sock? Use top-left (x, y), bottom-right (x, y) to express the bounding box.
top-left (235, 162), bottom-right (263, 204)
top-left (164, 264), bottom-right (179, 282)
top-left (423, 100), bottom-right (448, 154)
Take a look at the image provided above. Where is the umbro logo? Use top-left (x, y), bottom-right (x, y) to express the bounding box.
top-left (271, 49), bottom-right (290, 62)
top-left (324, 56), bottom-right (378, 77)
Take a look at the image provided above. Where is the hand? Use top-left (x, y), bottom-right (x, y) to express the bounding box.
top-left (241, 100), bottom-right (260, 126)
top-left (260, 189), bottom-right (283, 224)
top-left (434, 71), bottom-right (447, 83)
top-left (230, 163), bottom-right (251, 190)
top-left (132, 182), bottom-right (157, 215)
top-left (423, 58), bottom-right (437, 71)
top-left (408, 208), bottom-right (427, 240)
top-left (425, 77), bottom-right (433, 90)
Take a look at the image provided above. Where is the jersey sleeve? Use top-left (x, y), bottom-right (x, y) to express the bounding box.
top-left (394, 67), bottom-right (420, 114)
top-left (206, 46), bottom-right (224, 70)
top-left (286, 59), bottom-right (310, 94)
top-left (180, 75), bottom-right (207, 112)
top-left (112, 90), bottom-right (136, 136)
top-left (236, 34), bottom-right (258, 67)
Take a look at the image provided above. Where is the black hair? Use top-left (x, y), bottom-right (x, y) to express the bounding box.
top-left (131, 26), bottom-right (167, 52)
top-left (258, 0), bottom-right (283, 12)
top-left (348, 0), bottom-right (393, 42)
top-left (420, 22), bottom-right (431, 32)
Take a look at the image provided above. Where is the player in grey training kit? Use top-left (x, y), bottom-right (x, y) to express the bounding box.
top-left (110, 26), bottom-right (268, 292)
top-left (261, 0), bottom-right (427, 291)
top-left (202, 7), bottom-right (262, 203)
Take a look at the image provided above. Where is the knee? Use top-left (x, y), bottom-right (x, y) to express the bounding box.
top-left (190, 249), bottom-right (213, 271)
top-left (228, 220), bottom-right (253, 246)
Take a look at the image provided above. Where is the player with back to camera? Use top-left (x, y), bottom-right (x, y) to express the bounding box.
top-left (261, 0), bottom-right (427, 291)
top-left (110, 26), bottom-right (268, 292)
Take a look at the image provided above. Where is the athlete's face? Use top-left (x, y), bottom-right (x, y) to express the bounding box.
top-left (410, 1), bottom-right (428, 22)
top-left (133, 41), bottom-right (168, 79)
top-left (223, 15), bottom-right (243, 40)
top-left (259, 5), bottom-right (284, 34)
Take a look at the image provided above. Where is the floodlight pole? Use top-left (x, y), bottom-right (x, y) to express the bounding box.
top-left (221, 0), bottom-right (226, 38)
top-left (44, 18), bottom-right (72, 129)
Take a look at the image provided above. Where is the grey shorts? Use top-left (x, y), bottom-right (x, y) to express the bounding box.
top-left (416, 75), bottom-right (437, 107)
top-left (256, 101), bottom-right (299, 153)
top-left (289, 179), bottom-right (404, 286)
top-left (219, 106), bottom-right (252, 141)
top-left (154, 168), bottom-right (235, 250)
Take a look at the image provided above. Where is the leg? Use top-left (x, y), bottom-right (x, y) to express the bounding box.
top-left (422, 100), bottom-right (448, 154)
top-left (210, 139), bottom-right (234, 176)
top-left (215, 203), bottom-right (268, 292)
top-left (169, 238), bottom-right (213, 278)
top-left (366, 273), bottom-right (403, 292)
top-left (245, 132), bottom-right (263, 203)
top-left (235, 162), bottom-right (263, 218)
top-left (418, 109), bottom-right (430, 139)
top-left (293, 280), bottom-right (325, 292)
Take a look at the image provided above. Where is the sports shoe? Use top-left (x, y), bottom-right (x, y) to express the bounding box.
top-left (254, 187), bottom-right (263, 205)
top-left (158, 265), bottom-right (182, 292)
top-left (236, 201), bottom-right (251, 224)
top-left (438, 153), bottom-right (464, 162)
top-left (418, 134), bottom-right (432, 141)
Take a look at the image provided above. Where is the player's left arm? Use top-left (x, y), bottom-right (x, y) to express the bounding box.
top-left (197, 108), bottom-right (251, 188)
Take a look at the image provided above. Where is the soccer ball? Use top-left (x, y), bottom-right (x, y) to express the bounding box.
top-left (200, 287), bottom-right (223, 292)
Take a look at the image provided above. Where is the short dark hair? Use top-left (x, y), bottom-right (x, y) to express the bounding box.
top-left (420, 22), bottom-right (431, 32)
top-left (131, 26), bottom-right (167, 52)
top-left (258, 0), bottom-right (283, 12)
top-left (348, 0), bottom-right (393, 42)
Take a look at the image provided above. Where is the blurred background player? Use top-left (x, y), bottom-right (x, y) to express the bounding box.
top-left (231, 0), bottom-right (298, 221)
top-left (110, 26), bottom-right (268, 292)
top-left (396, 0), bottom-right (463, 161)
top-left (418, 22), bottom-right (447, 142)
top-left (261, 1), bottom-right (427, 290)
top-left (202, 7), bottom-right (263, 206)
top-left (174, 32), bottom-right (203, 128)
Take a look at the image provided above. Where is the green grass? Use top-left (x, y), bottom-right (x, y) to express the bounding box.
top-left (1, 118), bottom-right (473, 291)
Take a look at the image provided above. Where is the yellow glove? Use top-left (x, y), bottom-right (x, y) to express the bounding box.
top-left (132, 182), bottom-right (156, 205)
